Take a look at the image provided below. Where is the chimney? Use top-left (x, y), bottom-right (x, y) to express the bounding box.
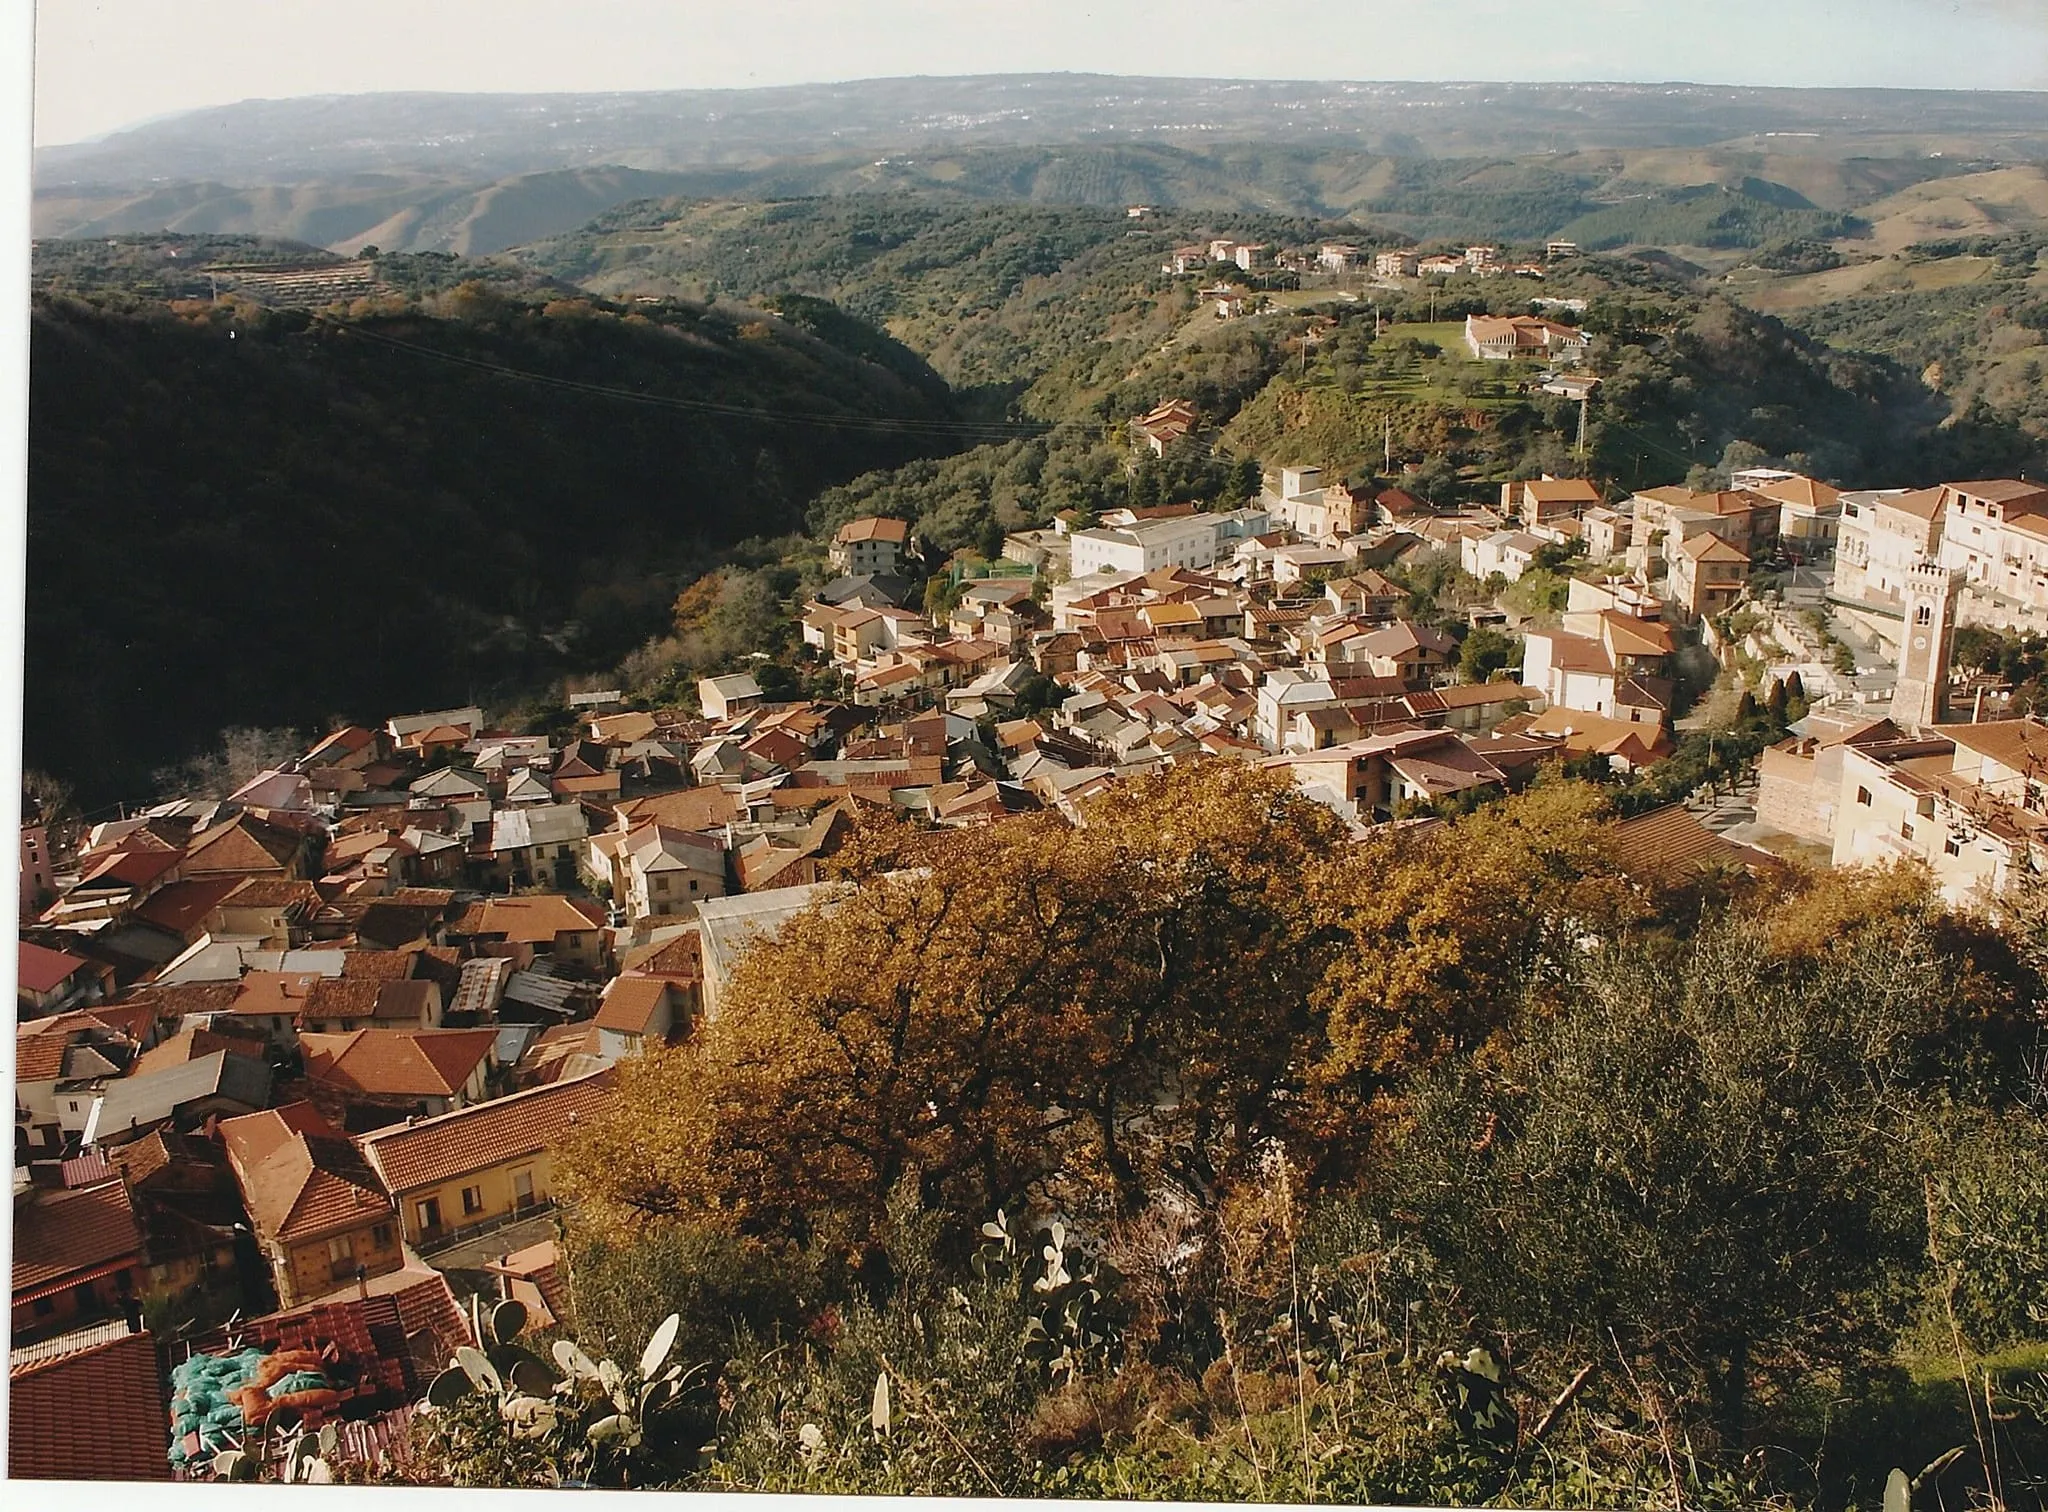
top-left (356, 1263), bottom-right (368, 1300)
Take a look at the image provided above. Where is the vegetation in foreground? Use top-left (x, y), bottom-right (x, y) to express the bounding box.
top-left (381, 765), bottom-right (2048, 1507)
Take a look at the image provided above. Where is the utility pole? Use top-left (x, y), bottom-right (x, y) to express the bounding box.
top-left (1576, 393), bottom-right (1589, 463)
top-left (1384, 414), bottom-right (1393, 474)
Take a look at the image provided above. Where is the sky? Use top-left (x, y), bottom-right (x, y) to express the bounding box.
top-left (30, 0), bottom-right (2048, 147)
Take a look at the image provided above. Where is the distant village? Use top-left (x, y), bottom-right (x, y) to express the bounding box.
top-left (18, 264), bottom-right (2048, 1478)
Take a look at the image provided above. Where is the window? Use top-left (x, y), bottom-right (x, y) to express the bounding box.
top-left (462, 1185), bottom-right (484, 1215)
top-left (417, 1197), bottom-right (441, 1232)
top-left (1915, 604), bottom-right (1933, 626)
top-left (372, 1223), bottom-right (394, 1248)
top-left (1900, 820), bottom-right (1915, 842)
top-left (654, 876), bottom-right (669, 894)
top-left (328, 1235), bottom-right (354, 1263)
top-left (1945, 837), bottom-right (1963, 857)
top-left (1856, 786), bottom-right (1872, 807)
top-left (689, 879), bottom-right (699, 893)
top-left (514, 1170), bottom-right (535, 1209)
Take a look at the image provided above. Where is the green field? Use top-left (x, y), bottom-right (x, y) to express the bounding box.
top-left (1380, 319), bottom-right (1482, 355)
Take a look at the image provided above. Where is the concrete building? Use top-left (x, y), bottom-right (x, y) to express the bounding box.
top-left (1068, 515), bottom-right (1220, 577)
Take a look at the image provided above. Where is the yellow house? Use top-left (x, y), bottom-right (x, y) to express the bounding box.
top-left (218, 1102), bottom-right (404, 1309)
top-left (358, 1070), bottom-right (614, 1251)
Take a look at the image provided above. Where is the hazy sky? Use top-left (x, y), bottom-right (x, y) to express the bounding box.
top-left (31, 0), bottom-right (2048, 146)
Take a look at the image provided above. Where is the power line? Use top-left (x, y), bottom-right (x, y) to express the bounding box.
top-left (306, 312), bottom-right (1052, 444)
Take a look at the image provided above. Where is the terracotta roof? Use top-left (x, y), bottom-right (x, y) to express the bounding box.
top-left (1534, 629), bottom-right (1616, 676)
top-left (359, 1070), bottom-right (615, 1194)
top-left (1680, 531), bottom-right (1748, 562)
top-left (1945, 478), bottom-right (2048, 506)
top-left (306, 725), bottom-right (379, 762)
top-left (1519, 478), bottom-right (1602, 504)
top-left (1881, 486), bottom-right (1947, 522)
top-left (16, 1012), bottom-right (133, 1084)
top-left (339, 949), bottom-right (420, 982)
top-left (182, 812), bottom-right (300, 875)
top-left (1598, 611), bottom-right (1677, 659)
top-left (452, 894), bottom-right (605, 943)
top-left (12, 1179), bottom-right (145, 1297)
top-left (9, 1326), bottom-right (170, 1481)
top-left (835, 516), bottom-right (911, 545)
top-left (120, 979), bottom-right (244, 1022)
top-left (73, 845), bottom-right (184, 893)
top-left (593, 976), bottom-right (674, 1036)
top-left (612, 785), bottom-right (743, 833)
top-left (219, 1102), bottom-right (394, 1245)
top-left (127, 1025), bottom-right (253, 1078)
top-left (220, 876), bottom-right (320, 911)
top-left (1604, 803), bottom-right (1778, 888)
top-left (1941, 716), bottom-right (2048, 774)
top-left (301, 1028), bottom-right (499, 1099)
top-left (303, 976), bottom-right (384, 1021)
top-left (18, 940), bottom-right (92, 996)
top-left (617, 931), bottom-right (703, 981)
top-left (130, 875), bottom-right (245, 937)
top-left (1754, 476), bottom-right (1840, 511)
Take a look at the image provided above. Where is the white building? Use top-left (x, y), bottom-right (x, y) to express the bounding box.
top-left (1462, 529), bottom-right (1545, 583)
top-left (1934, 479), bottom-right (2048, 619)
top-left (1068, 515), bottom-right (1221, 577)
top-left (698, 673), bottom-right (765, 721)
top-left (620, 824), bottom-right (727, 925)
top-left (1834, 488), bottom-right (1945, 607)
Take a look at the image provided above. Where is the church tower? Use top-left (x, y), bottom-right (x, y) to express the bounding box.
top-left (1891, 560), bottom-right (1962, 731)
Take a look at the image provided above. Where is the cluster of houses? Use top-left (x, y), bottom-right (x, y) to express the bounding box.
top-left (1163, 238), bottom-right (1571, 284)
top-left (21, 374), bottom-right (2048, 1476)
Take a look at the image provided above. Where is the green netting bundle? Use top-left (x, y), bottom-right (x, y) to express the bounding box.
top-left (268, 1370), bottom-right (329, 1399)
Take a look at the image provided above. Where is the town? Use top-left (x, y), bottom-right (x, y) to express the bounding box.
top-left (16, 308), bottom-right (2048, 1476)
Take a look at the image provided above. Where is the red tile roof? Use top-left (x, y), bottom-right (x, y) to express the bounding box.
top-left (359, 1070), bottom-right (615, 1194)
top-left (338, 949), bottom-right (420, 982)
top-left (592, 976), bottom-right (673, 1035)
top-left (130, 875), bottom-right (245, 937)
top-left (452, 894), bottom-right (605, 944)
top-left (17, 940), bottom-right (92, 996)
top-left (74, 846), bottom-right (184, 893)
top-left (617, 931), bottom-right (703, 981)
top-left (182, 812), bottom-right (301, 876)
top-left (219, 1103), bottom-right (394, 1245)
top-left (219, 876), bottom-right (320, 911)
top-left (8, 1326), bottom-right (171, 1481)
top-left (835, 515), bottom-right (911, 545)
top-left (12, 1179), bottom-right (145, 1298)
top-left (301, 1028), bottom-right (498, 1099)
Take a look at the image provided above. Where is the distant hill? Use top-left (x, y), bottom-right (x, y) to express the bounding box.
top-left (25, 264), bottom-right (971, 806)
top-left (33, 75), bottom-right (2048, 259)
top-left (39, 77), bottom-right (2048, 186)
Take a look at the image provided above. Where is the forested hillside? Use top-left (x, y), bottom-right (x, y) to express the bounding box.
top-left (29, 188), bottom-right (2048, 807)
top-left (25, 271), bottom-right (972, 806)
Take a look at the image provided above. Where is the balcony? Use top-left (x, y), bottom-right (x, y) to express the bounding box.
top-left (416, 1199), bottom-right (556, 1258)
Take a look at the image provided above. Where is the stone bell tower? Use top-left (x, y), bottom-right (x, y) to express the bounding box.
top-left (1891, 560), bottom-right (1962, 732)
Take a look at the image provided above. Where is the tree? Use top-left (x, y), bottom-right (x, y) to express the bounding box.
top-left (558, 763), bottom-right (1351, 1238)
top-left (1302, 784), bottom-right (1643, 1178)
top-left (1376, 908), bottom-right (2021, 1453)
top-left (1457, 626), bottom-right (1520, 685)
